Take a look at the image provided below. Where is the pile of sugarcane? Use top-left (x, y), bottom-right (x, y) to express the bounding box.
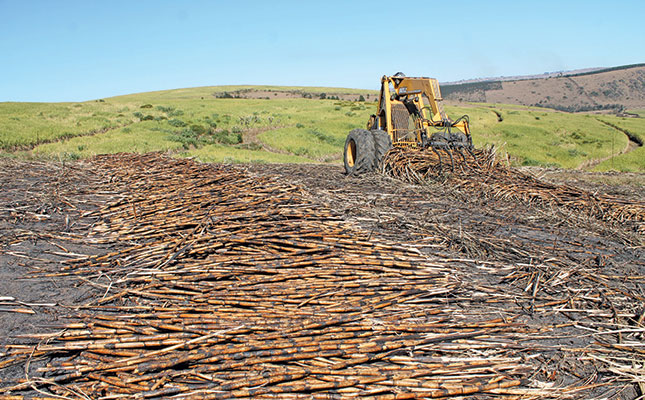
top-left (1, 154), bottom-right (543, 399)
top-left (382, 147), bottom-right (645, 231)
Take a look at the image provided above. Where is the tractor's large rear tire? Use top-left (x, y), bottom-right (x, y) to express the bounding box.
top-left (371, 129), bottom-right (392, 170)
top-left (344, 129), bottom-right (376, 175)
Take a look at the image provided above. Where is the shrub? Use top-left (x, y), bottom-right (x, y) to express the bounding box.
top-left (521, 158), bottom-right (542, 166)
top-left (309, 129), bottom-right (342, 145)
top-left (140, 104), bottom-right (153, 109)
top-left (570, 131), bottom-right (585, 140)
top-left (168, 119), bottom-right (186, 127)
top-left (168, 128), bottom-right (200, 149)
top-left (213, 130), bottom-right (243, 145)
top-left (190, 124), bottom-right (207, 135)
top-left (142, 115), bottom-right (154, 121)
top-left (133, 112), bottom-right (144, 119)
top-left (156, 105), bottom-right (184, 117)
top-left (567, 149), bottom-right (587, 157)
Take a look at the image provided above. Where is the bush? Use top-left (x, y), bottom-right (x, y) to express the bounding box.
top-left (568, 149), bottom-right (586, 157)
top-left (156, 105), bottom-right (174, 113)
top-left (156, 105), bottom-right (184, 117)
top-left (309, 129), bottom-right (342, 145)
top-left (140, 104), bottom-right (153, 109)
top-left (190, 124), bottom-right (207, 135)
top-left (168, 119), bottom-right (186, 127)
top-left (570, 131), bottom-right (585, 140)
top-left (521, 158), bottom-right (542, 166)
top-left (213, 130), bottom-right (242, 145)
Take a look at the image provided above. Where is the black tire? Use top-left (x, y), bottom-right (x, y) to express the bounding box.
top-left (371, 129), bottom-right (392, 169)
top-left (344, 129), bottom-right (376, 175)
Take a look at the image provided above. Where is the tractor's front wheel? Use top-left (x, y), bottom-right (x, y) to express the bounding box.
top-left (344, 129), bottom-right (376, 175)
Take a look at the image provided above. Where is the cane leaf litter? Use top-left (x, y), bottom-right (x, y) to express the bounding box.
top-left (0, 150), bottom-right (643, 399)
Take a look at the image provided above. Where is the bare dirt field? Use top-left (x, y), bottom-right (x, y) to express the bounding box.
top-left (1, 154), bottom-right (643, 399)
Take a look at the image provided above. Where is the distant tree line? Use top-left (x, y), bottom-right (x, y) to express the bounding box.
top-left (534, 102), bottom-right (625, 113)
top-left (440, 81), bottom-right (503, 97)
top-left (567, 63), bottom-right (645, 78)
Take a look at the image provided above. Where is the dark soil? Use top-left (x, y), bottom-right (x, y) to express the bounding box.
top-left (1, 157), bottom-right (643, 399)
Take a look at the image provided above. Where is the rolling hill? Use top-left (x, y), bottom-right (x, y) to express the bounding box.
top-left (442, 63), bottom-right (645, 113)
top-left (1, 81), bottom-right (644, 172)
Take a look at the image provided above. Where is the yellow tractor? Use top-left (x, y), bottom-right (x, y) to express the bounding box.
top-left (344, 73), bottom-right (473, 174)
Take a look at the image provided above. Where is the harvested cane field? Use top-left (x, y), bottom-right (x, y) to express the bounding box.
top-left (1, 152), bottom-right (644, 399)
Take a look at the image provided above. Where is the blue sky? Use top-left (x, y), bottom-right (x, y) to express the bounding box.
top-left (1, 0), bottom-right (644, 102)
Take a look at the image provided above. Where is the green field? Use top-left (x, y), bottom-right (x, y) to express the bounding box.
top-left (1, 86), bottom-right (643, 172)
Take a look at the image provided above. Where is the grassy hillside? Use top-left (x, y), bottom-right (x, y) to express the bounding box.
top-left (0, 102), bottom-right (133, 149)
top-left (458, 104), bottom-right (641, 169)
top-left (1, 86), bottom-right (644, 172)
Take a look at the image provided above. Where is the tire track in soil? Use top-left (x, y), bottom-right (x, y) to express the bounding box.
top-left (3, 122), bottom-right (136, 153)
top-left (241, 125), bottom-right (291, 155)
top-left (577, 118), bottom-right (643, 170)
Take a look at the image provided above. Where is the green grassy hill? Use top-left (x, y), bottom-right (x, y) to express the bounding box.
top-left (1, 86), bottom-right (643, 172)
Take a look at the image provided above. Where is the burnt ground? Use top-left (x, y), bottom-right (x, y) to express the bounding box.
top-left (0, 159), bottom-right (112, 343)
top-left (248, 163), bottom-right (643, 260)
top-left (1, 157), bottom-right (644, 399)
